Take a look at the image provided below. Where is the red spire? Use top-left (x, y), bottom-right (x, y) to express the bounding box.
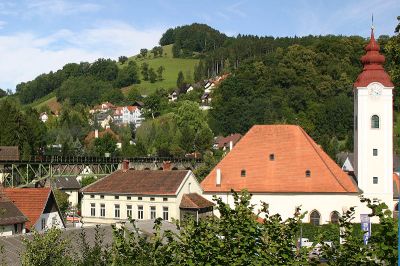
top-left (354, 28), bottom-right (393, 88)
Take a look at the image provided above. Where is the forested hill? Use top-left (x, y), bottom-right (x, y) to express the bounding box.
top-left (5, 21), bottom-right (400, 158)
top-left (161, 22), bottom-right (399, 155)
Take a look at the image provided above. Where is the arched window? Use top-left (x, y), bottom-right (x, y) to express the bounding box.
top-left (394, 203), bottom-right (399, 218)
top-left (330, 211), bottom-right (340, 224)
top-left (371, 115), bottom-right (380, 129)
top-left (310, 210), bottom-right (321, 226)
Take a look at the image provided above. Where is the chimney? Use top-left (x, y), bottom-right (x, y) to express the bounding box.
top-left (229, 140), bottom-right (233, 151)
top-left (216, 169), bottom-right (221, 186)
top-left (95, 129), bottom-right (99, 138)
top-left (163, 161), bottom-right (171, 171)
top-left (122, 160), bottom-right (129, 171)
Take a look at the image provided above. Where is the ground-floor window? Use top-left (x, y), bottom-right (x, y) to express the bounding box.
top-left (330, 211), bottom-right (340, 224)
top-left (310, 210), bottom-right (321, 226)
top-left (138, 205), bottom-right (143, 220)
top-left (91, 203), bottom-right (96, 217)
top-left (100, 204), bottom-right (105, 217)
top-left (115, 204), bottom-right (120, 218)
top-left (163, 207), bottom-right (169, 221)
top-left (127, 205), bottom-right (132, 218)
top-left (150, 206), bottom-right (156, 219)
top-left (41, 218), bottom-right (46, 230)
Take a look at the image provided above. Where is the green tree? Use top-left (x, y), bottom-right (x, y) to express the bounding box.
top-left (53, 188), bottom-right (70, 216)
top-left (91, 133), bottom-right (117, 157)
top-left (21, 227), bottom-right (73, 266)
top-left (176, 71), bottom-right (184, 88)
top-left (88, 58), bottom-right (118, 82)
top-left (148, 67), bottom-right (157, 83)
top-left (126, 87), bottom-right (142, 103)
top-left (140, 48), bottom-right (148, 58)
top-left (118, 56), bottom-right (128, 64)
top-left (141, 62), bottom-right (149, 81)
top-left (115, 61), bottom-right (140, 88)
top-left (80, 175), bottom-right (97, 188)
top-left (156, 66), bottom-right (165, 81)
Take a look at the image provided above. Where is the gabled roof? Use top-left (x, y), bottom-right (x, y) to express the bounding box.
top-left (0, 146), bottom-right (19, 161)
top-left (0, 194), bottom-right (28, 226)
top-left (81, 170), bottom-right (190, 195)
top-left (201, 125), bottom-right (359, 193)
top-left (180, 193), bottom-right (214, 209)
top-left (85, 128), bottom-right (121, 143)
top-left (54, 176), bottom-right (81, 190)
top-left (4, 188), bottom-right (53, 230)
top-left (214, 133), bottom-right (242, 149)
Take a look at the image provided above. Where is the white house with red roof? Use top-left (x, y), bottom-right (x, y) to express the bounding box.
top-left (113, 106), bottom-right (144, 127)
top-left (4, 188), bottom-right (65, 232)
top-left (201, 28), bottom-right (396, 225)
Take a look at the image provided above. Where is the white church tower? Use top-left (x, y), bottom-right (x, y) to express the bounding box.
top-left (354, 27), bottom-right (394, 205)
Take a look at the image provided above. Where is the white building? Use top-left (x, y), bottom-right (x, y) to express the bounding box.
top-left (113, 106), bottom-right (144, 127)
top-left (80, 167), bottom-right (213, 224)
top-left (39, 112), bottom-right (49, 123)
top-left (4, 188), bottom-right (65, 232)
top-left (201, 28), bottom-right (396, 224)
top-left (54, 176), bottom-right (81, 207)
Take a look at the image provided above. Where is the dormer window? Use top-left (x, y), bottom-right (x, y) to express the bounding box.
top-left (305, 170), bottom-right (311, 177)
top-left (241, 169), bottom-right (246, 177)
top-left (269, 154), bottom-right (275, 161)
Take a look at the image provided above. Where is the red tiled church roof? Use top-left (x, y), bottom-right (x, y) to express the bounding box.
top-left (3, 188), bottom-right (51, 230)
top-left (201, 125), bottom-right (359, 193)
top-left (354, 28), bottom-right (394, 88)
top-left (180, 193), bottom-right (214, 209)
top-left (85, 128), bottom-right (121, 144)
top-left (81, 170), bottom-right (190, 195)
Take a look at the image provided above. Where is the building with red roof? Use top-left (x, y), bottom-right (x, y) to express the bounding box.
top-left (201, 28), bottom-right (396, 224)
top-left (3, 188), bottom-right (65, 232)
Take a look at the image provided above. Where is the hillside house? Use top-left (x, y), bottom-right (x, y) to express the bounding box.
top-left (0, 194), bottom-right (27, 236)
top-left (213, 134), bottom-right (242, 150)
top-left (90, 102), bottom-right (116, 114)
top-left (4, 188), bottom-right (65, 232)
top-left (80, 166), bottom-right (213, 224)
top-left (39, 112), bottom-right (49, 123)
top-left (113, 106), bottom-right (144, 127)
top-left (168, 84), bottom-right (194, 102)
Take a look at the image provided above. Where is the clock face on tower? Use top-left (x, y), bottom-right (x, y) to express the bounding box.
top-left (368, 83), bottom-right (383, 97)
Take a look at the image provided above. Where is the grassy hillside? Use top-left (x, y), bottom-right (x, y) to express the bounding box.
top-left (30, 44), bottom-right (199, 110)
top-left (122, 44), bottom-right (199, 95)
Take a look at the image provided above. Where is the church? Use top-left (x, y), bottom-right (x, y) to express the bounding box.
top-left (200, 28), bottom-right (396, 224)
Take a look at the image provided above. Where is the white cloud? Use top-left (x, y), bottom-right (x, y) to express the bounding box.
top-left (0, 22), bottom-right (165, 90)
top-left (26, 0), bottom-right (102, 16)
top-left (0, 21), bottom-right (6, 29)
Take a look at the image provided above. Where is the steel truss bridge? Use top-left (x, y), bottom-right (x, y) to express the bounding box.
top-left (0, 156), bottom-right (203, 188)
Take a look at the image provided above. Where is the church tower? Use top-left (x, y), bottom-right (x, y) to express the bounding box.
top-left (354, 27), bottom-right (394, 204)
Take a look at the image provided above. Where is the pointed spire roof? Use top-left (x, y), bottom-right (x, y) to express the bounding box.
top-left (354, 27), bottom-right (394, 87)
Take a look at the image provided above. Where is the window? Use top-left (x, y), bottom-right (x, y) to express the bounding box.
top-left (373, 149), bottom-right (378, 156)
top-left (310, 210), bottom-right (321, 226)
top-left (150, 197), bottom-right (155, 201)
top-left (138, 197), bottom-right (142, 200)
top-left (100, 195), bottom-right (104, 199)
top-left (163, 198), bottom-right (168, 202)
top-left (269, 153), bottom-right (275, 161)
top-left (305, 170), bottom-right (311, 177)
top-left (163, 207), bottom-right (169, 221)
top-left (41, 218), bottom-right (46, 230)
top-left (127, 205), bottom-right (132, 218)
top-left (373, 176), bottom-right (378, 184)
top-left (127, 196), bottom-right (131, 200)
top-left (371, 115), bottom-right (380, 129)
top-left (114, 196), bottom-right (119, 199)
top-left (115, 204), bottom-right (120, 218)
top-left (150, 206), bottom-right (156, 219)
top-left (138, 205), bottom-right (143, 219)
top-left (330, 211), bottom-right (340, 224)
top-left (90, 195), bottom-right (95, 198)
top-left (100, 204), bottom-right (105, 217)
top-left (90, 203), bottom-right (96, 217)
top-left (241, 169), bottom-right (246, 177)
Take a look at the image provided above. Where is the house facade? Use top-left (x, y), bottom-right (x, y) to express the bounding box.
top-left (4, 188), bottom-right (65, 232)
top-left (113, 106), bottom-right (144, 127)
top-left (54, 176), bottom-right (81, 207)
top-left (81, 169), bottom-right (213, 224)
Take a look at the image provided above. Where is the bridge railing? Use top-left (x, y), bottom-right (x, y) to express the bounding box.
top-left (0, 156), bottom-right (203, 164)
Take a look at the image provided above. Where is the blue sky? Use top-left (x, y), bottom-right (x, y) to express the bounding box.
top-left (0, 0), bottom-right (399, 90)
